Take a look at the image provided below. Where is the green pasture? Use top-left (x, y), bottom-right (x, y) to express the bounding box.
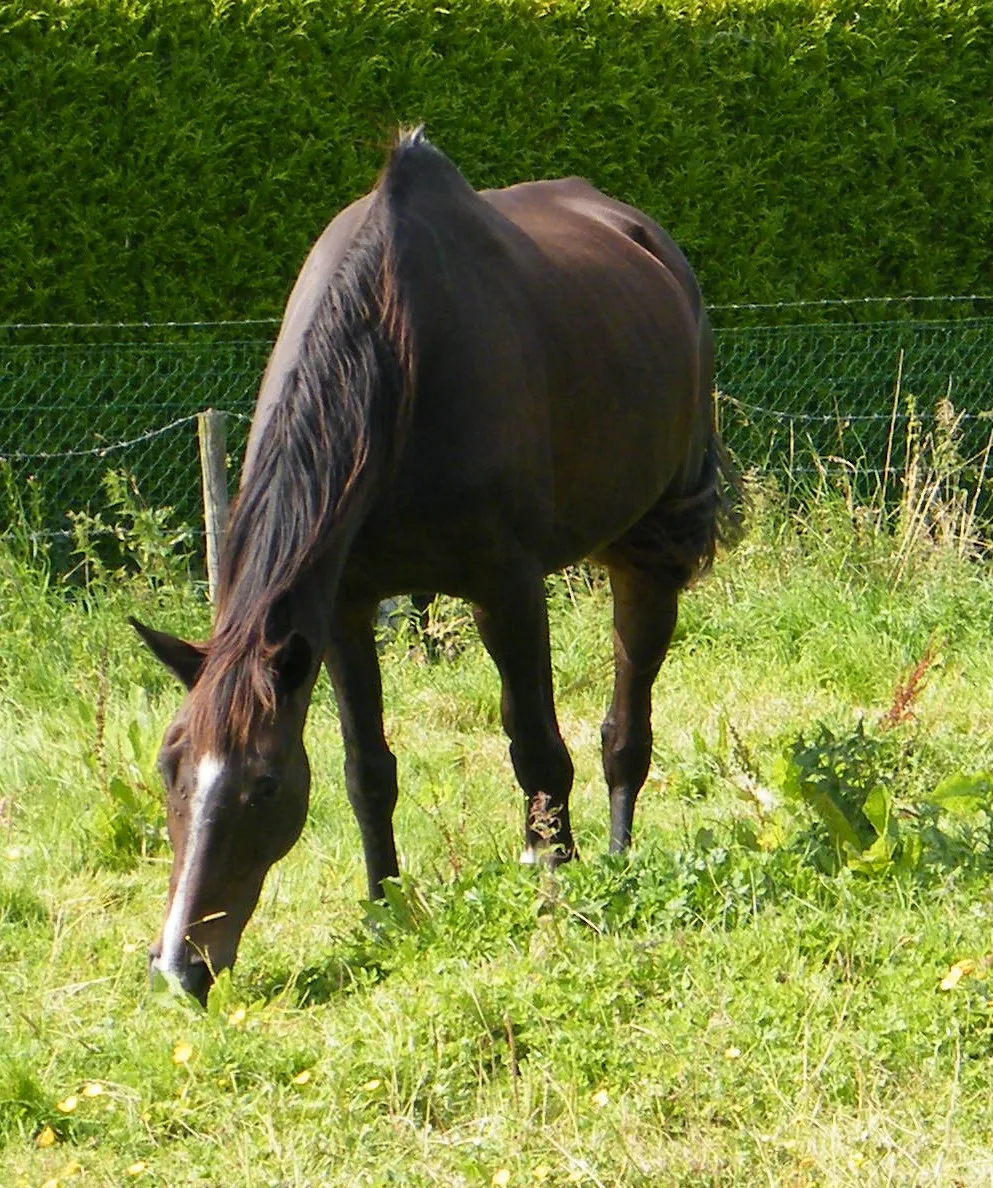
top-left (4, 475), bottom-right (993, 1184)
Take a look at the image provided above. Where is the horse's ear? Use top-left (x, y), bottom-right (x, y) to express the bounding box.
top-left (274, 632), bottom-right (313, 700)
top-left (130, 617), bottom-right (207, 690)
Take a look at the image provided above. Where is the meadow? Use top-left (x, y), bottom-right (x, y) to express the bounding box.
top-left (4, 471), bottom-right (993, 1186)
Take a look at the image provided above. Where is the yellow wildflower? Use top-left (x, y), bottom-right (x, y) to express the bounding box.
top-left (36, 1126), bottom-right (57, 1148)
top-left (56, 1095), bottom-right (78, 1114)
top-left (172, 1041), bottom-right (193, 1065)
top-left (940, 959), bottom-right (976, 991)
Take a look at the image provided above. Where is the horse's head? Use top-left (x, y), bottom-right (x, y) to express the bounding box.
top-left (131, 619), bottom-right (315, 1004)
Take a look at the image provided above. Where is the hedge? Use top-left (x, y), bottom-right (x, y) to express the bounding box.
top-left (1, 0), bottom-right (992, 323)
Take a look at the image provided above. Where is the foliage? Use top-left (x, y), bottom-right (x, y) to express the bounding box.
top-left (779, 717), bottom-right (993, 880)
top-left (0, 461), bottom-right (48, 570)
top-left (67, 469), bottom-right (195, 589)
top-left (1, 0), bottom-right (992, 325)
top-left (779, 721), bottom-right (904, 873)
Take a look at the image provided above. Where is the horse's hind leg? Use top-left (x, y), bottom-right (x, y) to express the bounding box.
top-left (324, 600), bottom-right (400, 899)
top-left (601, 563), bottom-right (680, 852)
top-left (472, 569), bottom-right (576, 864)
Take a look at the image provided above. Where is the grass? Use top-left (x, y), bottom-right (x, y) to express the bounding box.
top-left (5, 479), bottom-right (993, 1185)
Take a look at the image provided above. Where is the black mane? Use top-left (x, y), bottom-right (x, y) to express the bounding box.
top-left (192, 134), bottom-right (428, 745)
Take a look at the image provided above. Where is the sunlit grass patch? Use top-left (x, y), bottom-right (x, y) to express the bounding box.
top-left (6, 486), bottom-right (993, 1181)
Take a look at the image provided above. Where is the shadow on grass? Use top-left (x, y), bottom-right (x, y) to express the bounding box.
top-left (247, 821), bottom-right (993, 1010)
top-left (258, 949), bottom-right (393, 1007)
top-left (253, 880), bottom-right (438, 1005)
top-left (251, 849), bottom-right (787, 1009)
top-left (252, 915), bottom-right (405, 1007)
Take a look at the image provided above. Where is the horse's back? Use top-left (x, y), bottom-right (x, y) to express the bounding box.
top-left (483, 176), bottom-right (705, 325)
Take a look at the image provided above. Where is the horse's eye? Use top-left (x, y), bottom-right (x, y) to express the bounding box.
top-left (255, 776), bottom-right (279, 802)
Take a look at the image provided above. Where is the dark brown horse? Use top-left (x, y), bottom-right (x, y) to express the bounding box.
top-left (132, 130), bottom-right (739, 1002)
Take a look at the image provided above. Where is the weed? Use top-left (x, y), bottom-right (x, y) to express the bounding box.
top-left (780, 716), bottom-right (993, 880)
top-left (68, 470), bottom-right (194, 590)
top-left (879, 641), bottom-right (940, 730)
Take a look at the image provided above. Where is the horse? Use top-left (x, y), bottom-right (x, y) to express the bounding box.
top-left (132, 129), bottom-right (740, 1003)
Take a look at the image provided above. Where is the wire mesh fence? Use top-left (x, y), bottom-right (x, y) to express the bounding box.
top-left (2, 300), bottom-right (993, 558)
top-left (0, 327), bottom-right (264, 553)
top-left (716, 311), bottom-right (993, 479)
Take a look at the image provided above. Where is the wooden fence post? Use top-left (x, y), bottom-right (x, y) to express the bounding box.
top-left (197, 409), bottom-right (229, 604)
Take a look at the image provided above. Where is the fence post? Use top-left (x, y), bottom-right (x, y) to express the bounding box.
top-left (197, 409), bottom-right (229, 604)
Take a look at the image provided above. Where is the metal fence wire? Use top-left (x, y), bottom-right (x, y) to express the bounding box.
top-left (2, 300), bottom-right (993, 551)
top-left (718, 310), bottom-right (993, 478)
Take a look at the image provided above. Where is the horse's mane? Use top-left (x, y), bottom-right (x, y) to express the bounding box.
top-left (190, 130), bottom-right (428, 749)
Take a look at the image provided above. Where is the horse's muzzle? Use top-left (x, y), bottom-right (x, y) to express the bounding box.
top-left (147, 945), bottom-right (213, 1006)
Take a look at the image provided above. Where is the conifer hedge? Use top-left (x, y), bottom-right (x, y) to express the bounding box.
top-left (2, 0), bottom-right (992, 322)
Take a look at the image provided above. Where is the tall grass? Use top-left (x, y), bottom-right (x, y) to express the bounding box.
top-left (4, 473), bottom-right (993, 1184)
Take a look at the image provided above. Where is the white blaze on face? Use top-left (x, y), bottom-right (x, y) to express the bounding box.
top-left (157, 753), bottom-right (224, 973)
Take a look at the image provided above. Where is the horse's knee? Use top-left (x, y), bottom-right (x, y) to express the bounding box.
top-left (344, 748), bottom-right (398, 817)
top-left (602, 733), bottom-right (653, 793)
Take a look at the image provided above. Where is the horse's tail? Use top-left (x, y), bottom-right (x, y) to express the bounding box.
top-left (197, 135), bottom-right (425, 741)
top-left (608, 427), bottom-right (744, 590)
top-left (696, 428), bottom-right (745, 571)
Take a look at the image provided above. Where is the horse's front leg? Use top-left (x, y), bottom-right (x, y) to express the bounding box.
top-left (325, 600), bottom-right (399, 899)
top-left (472, 564), bottom-right (576, 865)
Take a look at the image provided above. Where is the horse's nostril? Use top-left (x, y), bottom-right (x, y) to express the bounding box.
top-left (182, 958), bottom-right (213, 1005)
